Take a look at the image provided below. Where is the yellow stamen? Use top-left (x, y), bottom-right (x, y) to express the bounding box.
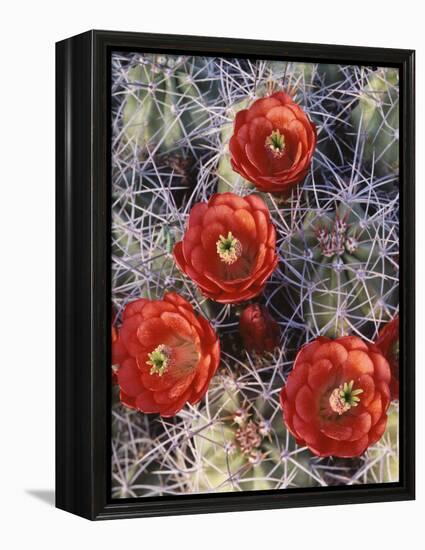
top-left (216, 231), bottom-right (242, 265)
top-left (147, 344), bottom-right (172, 376)
top-left (329, 380), bottom-right (363, 415)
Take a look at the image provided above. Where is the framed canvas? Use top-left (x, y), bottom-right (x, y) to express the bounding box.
top-left (56, 30), bottom-right (415, 520)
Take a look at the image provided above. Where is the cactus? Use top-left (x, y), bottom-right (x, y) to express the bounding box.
top-left (351, 68), bottom-right (399, 176)
top-left (364, 404), bottom-right (399, 484)
top-left (112, 215), bottom-right (180, 302)
top-left (111, 52), bottom-right (400, 497)
top-left (190, 386), bottom-right (314, 492)
top-left (122, 54), bottom-right (219, 155)
top-left (216, 97), bottom-right (252, 194)
top-left (280, 201), bottom-right (398, 337)
top-left (267, 61), bottom-right (343, 94)
top-left (111, 387), bottom-right (165, 498)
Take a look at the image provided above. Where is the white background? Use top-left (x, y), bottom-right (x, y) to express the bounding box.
top-left (0, 1), bottom-right (422, 548)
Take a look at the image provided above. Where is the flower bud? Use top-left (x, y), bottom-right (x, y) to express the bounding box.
top-left (239, 304), bottom-right (280, 354)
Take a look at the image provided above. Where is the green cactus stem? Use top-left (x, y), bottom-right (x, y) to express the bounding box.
top-left (282, 202), bottom-right (398, 337)
top-left (364, 404), bottom-right (399, 484)
top-left (122, 54), bottom-right (218, 155)
top-left (190, 388), bottom-right (314, 492)
top-left (351, 68), bottom-right (399, 176)
top-left (111, 52), bottom-right (400, 496)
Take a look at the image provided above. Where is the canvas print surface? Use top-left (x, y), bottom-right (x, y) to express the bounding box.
top-left (110, 52), bottom-right (399, 498)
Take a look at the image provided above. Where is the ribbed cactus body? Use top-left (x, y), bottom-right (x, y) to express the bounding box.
top-left (267, 61), bottom-right (316, 88)
top-left (123, 55), bottom-right (218, 154)
top-left (365, 404), bottom-right (399, 483)
top-left (111, 52), bottom-right (400, 497)
top-left (267, 61), bottom-right (344, 95)
top-left (216, 98), bottom-right (252, 194)
top-left (191, 390), bottom-right (313, 492)
top-left (112, 210), bottom-right (180, 301)
top-left (282, 203), bottom-right (397, 336)
top-left (111, 390), bottom-right (163, 498)
top-left (351, 68), bottom-right (399, 176)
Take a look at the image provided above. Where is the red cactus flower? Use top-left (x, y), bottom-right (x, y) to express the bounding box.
top-left (375, 316), bottom-right (399, 400)
top-left (173, 193), bottom-right (277, 304)
top-left (239, 304), bottom-right (280, 353)
top-left (229, 92), bottom-right (317, 194)
top-left (280, 336), bottom-right (391, 457)
top-left (113, 293), bottom-right (220, 417)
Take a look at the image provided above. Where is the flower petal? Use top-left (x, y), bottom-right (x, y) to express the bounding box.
top-left (160, 312), bottom-right (195, 341)
top-left (370, 352), bottom-right (391, 384)
top-left (295, 385), bottom-right (317, 422)
top-left (313, 342), bottom-right (348, 366)
top-left (342, 350), bottom-right (374, 380)
top-left (117, 358), bottom-right (145, 397)
top-left (284, 362), bottom-right (309, 401)
top-left (307, 359), bottom-right (335, 391)
top-left (135, 390), bottom-right (160, 414)
top-left (188, 203), bottom-right (208, 228)
top-left (321, 422), bottom-right (353, 441)
top-left (334, 435), bottom-right (369, 458)
top-left (245, 97), bottom-right (282, 121)
top-left (122, 299), bottom-right (147, 320)
top-left (265, 105), bottom-right (296, 129)
top-left (337, 336), bottom-right (369, 352)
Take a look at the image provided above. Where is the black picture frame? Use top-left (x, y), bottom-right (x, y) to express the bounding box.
top-left (56, 30), bottom-right (415, 520)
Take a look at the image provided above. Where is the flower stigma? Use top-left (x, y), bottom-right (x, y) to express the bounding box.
top-left (329, 380), bottom-right (363, 415)
top-left (216, 231), bottom-right (242, 265)
top-left (147, 344), bottom-right (172, 376)
top-left (265, 129), bottom-right (286, 158)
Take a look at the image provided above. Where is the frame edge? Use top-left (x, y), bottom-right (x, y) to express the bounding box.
top-left (55, 30), bottom-right (97, 520)
top-left (56, 30), bottom-right (416, 521)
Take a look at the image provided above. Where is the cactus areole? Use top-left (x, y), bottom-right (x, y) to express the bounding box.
top-left (283, 203), bottom-right (397, 336)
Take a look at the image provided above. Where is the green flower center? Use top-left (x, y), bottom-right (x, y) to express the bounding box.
top-left (265, 129), bottom-right (286, 158)
top-left (329, 380), bottom-right (363, 415)
top-left (216, 231), bottom-right (242, 265)
top-left (147, 344), bottom-right (172, 376)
